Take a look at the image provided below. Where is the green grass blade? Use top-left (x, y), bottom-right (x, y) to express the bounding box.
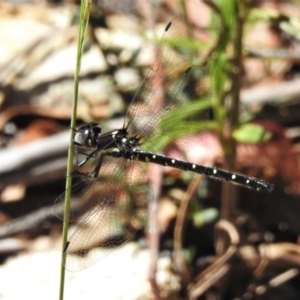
top-left (58, 1), bottom-right (91, 299)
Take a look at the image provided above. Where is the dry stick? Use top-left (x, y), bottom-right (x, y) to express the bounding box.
top-left (188, 220), bottom-right (240, 299)
top-left (241, 77), bottom-right (300, 105)
top-left (247, 268), bottom-right (299, 298)
top-left (238, 243), bottom-right (300, 298)
top-left (148, 164), bottom-right (163, 300)
top-left (174, 175), bottom-right (203, 288)
top-left (139, 3), bottom-right (163, 299)
top-left (0, 131), bottom-right (68, 187)
top-left (0, 206), bottom-right (56, 239)
top-left (190, 264), bottom-right (230, 300)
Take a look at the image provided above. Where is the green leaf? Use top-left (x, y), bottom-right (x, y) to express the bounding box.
top-left (192, 208), bottom-right (219, 227)
top-left (143, 99), bottom-right (213, 153)
top-left (233, 123), bottom-right (271, 143)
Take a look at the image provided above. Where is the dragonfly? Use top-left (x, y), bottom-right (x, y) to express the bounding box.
top-left (55, 17), bottom-right (274, 272)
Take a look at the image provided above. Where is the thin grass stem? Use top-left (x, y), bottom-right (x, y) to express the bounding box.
top-left (58, 1), bottom-right (91, 299)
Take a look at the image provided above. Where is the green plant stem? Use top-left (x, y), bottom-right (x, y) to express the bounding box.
top-left (220, 0), bottom-right (244, 222)
top-left (209, 0), bottom-right (248, 255)
top-left (58, 1), bottom-right (91, 299)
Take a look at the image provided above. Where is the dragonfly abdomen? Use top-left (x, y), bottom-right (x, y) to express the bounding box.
top-left (132, 149), bottom-right (273, 192)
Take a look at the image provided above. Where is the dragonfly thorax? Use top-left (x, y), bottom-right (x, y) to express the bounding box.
top-left (108, 129), bottom-right (140, 153)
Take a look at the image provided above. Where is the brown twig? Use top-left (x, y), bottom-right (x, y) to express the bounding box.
top-left (188, 220), bottom-right (240, 299)
top-left (174, 175), bottom-right (203, 289)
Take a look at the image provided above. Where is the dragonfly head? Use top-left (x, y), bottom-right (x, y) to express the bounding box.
top-left (73, 122), bottom-right (101, 148)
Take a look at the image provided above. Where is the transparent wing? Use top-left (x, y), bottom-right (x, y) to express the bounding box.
top-left (55, 155), bottom-right (152, 272)
top-left (54, 152), bottom-right (107, 222)
top-left (54, 176), bottom-right (96, 222)
top-left (124, 17), bottom-right (211, 154)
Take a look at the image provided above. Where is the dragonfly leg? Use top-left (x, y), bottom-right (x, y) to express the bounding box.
top-left (76, 149), bottom-right (98, 167)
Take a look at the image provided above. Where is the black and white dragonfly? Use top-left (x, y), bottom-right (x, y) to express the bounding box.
top-left (55, 18), bottom-right (273, 271)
